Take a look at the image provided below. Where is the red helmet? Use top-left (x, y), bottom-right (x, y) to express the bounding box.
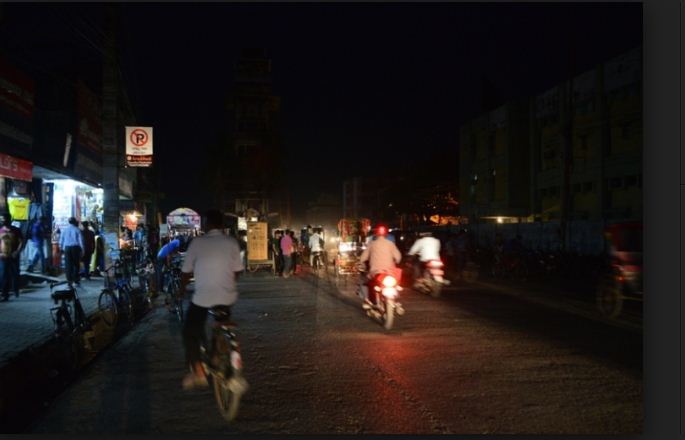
top-left (373, 224), bottom-right (388, 236)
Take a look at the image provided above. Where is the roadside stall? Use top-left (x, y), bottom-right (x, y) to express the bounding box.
top-left (246, 221), bottom-right (275, 273)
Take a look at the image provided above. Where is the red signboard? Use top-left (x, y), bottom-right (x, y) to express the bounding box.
top-left (0, 153), bottom-right (32, 181)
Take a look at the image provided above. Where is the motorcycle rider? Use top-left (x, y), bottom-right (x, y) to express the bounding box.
top-left (407, 231), bottom-right (450, 287)
top-left (358, 224), bottom-right (401, 309)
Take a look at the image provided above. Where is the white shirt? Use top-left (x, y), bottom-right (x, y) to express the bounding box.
top-left (408, 236), bottom-right (441, 262)
top-left (308, 233), bottom-right (324, 252)
top-left (181, 229), bottom-right (244, 308)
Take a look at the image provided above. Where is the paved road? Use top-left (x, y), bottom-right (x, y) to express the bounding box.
top-left (28, 271), bottom-right (642, 434)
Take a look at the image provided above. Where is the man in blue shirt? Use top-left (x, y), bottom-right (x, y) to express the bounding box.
top-left (27, 217), bottom-right (46, 274)
top-left (156, 238), bottom-right (181, 293)
top-left (59, 217), bottom-right (84, 287)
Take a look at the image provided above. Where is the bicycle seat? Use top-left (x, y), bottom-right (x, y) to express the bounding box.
top-left (51, 289), bottom-right (75, 303)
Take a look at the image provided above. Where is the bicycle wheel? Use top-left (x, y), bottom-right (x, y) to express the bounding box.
top-left (175, 297), bottom-right (184, 322)
top-left (118, 288), bottom-right (134, 325)
top-left (98, 289), bottom-right (118, 328)
top-left (211, 334), bottom-right (241, 422)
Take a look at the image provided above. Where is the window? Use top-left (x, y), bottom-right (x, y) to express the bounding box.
top-left (540, 188), bottom-right (548, 198)
top-left (610, 177), bottom-right (623, 189)
top-left (625, 175), bottom-right (638, 187)
top-left (583, 181), bottom-right (595, 193)
top-left (550, 186), bottom-right (560, 197)
top-left (573, 183), bottom-right (582, 193)
top-left (637, 174), bottom-right (642, 188)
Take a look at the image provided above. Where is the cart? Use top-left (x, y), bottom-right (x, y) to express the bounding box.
top-left (246, 221), bottom-right (275, 273)
top-left (596, 221), bottom-right (643, 318)
top-left (333, 218), bottom-right (371, 276)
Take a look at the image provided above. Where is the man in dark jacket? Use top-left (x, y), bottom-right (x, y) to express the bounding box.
top-left (80, 221), bottom-right (95, 280)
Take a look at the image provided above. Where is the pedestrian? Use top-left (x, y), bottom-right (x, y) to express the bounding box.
top-left (272, 230), bottom-right (283, 276)
top-left (280, 229), bottom-right (294, 278)
top-left (27, 216), bottom-right (46, 273)
top-left (80, 221), bottom-right (95, 280)
top-left (51, 221), bottom-right (61, 271)
top-left (177, 209), bottom-right (245, 390)
top-left (134, 224), bottom-right (145, 264)
top-left (91, 225), bottom-right (105, 276)
top-left (289, 230), bottom-right (300, 274)
top-left (0, 214), bottom-right (22, 301)
top-left (59, 217), bottom-right (84, 287)
top-left (5, 214), bottom-right (23, 298)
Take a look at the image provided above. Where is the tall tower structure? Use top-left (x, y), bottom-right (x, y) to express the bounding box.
top-left (223, 49), bottom-right (283, 220)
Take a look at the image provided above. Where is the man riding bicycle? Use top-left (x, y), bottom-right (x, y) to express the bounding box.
top-left (178, 209), bottom-right (244, 390)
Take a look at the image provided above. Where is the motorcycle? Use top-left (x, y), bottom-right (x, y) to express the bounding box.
top-left (358, 269), bottom-right (404, 330)
top-left (413, 259), bottom-right (449, 298)
top-left (311, 250), bottom-right (324, 270)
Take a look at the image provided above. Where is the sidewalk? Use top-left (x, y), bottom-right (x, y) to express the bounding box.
top-left (0, 273), bottom-right (109, 367)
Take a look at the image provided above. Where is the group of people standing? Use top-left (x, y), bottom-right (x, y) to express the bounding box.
top-left (55, 217), bottom-right (104, 288)
top-left (271, 229), bottom-right (297, 278)
top-left (269, 226), bottom-right (326, 278)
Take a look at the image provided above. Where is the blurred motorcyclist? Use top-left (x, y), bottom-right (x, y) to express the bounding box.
top-left (359, 224), bottom-right (401, 308)
top-left (407, 231), bottom-right (449, 286)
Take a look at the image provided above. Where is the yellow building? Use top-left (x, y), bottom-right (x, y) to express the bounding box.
top-left (532, 46), bottom-right (642, 222)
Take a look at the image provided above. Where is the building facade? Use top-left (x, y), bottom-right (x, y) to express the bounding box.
top-left (460, 46), bottom-right (642, 227)
top-left (459, 99), bottom-right (530, 223)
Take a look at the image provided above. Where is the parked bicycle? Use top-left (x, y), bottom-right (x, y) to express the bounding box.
top-left (97, 261), bottom-right (134, 328)
top-left (163, 262), bottom-right (184, 322)
top-left (200, 305), bottom-right (249, 422)
top-left (49, 281), bottom-right (95, 371)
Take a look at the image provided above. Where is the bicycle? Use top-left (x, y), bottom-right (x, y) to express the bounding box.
top-left (200, 305), bottom-right (249, 422)
top-left (49, 281), bottom-right (95, 371)
top-left (163, 263), bottom-right (184, 322)
top-left (97, 261), bottom-right (134, 328)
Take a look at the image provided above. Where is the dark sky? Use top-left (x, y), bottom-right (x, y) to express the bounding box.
top-left (0, 3), bottom-right (642, 217)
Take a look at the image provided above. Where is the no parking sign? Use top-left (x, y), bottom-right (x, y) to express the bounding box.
top-left (125, 126), bottom-right (153, 167)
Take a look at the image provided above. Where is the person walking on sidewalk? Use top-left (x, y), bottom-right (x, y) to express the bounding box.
top-left (1, 214), bottom-right (24, 298)
top-left (0, 215), bottom-right (22, 301)
top-left (80, 221), bottom-right (95, 280)
top-left (280, 229), bottom-right (294, 278)
top-left (178, 209), bottom-right (244, 390)
top-left (27, 216), bottom-right (46, 274)
top-left (60, 217), bottom-right (84, 287)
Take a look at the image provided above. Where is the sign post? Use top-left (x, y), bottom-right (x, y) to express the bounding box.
top-left (125, 126), bottom-right (153, 167)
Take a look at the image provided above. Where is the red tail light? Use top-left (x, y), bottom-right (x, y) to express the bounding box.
top-left (382, 275), bottom-right (397, 288)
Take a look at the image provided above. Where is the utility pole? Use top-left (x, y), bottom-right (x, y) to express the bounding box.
top-left (102, 4), bottom-right (120, 263)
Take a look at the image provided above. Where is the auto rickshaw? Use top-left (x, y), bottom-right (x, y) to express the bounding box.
top-left (596, 221), bottom-right (643, 318)
top-left (333, 218), bottom-right (371, 276)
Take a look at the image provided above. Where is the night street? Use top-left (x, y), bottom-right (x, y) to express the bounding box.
top-left (29, 270), bottom-right (642, 434)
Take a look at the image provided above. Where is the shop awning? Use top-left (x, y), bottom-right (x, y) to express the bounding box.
top-left (0, 153), bottom-right (32, 181)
